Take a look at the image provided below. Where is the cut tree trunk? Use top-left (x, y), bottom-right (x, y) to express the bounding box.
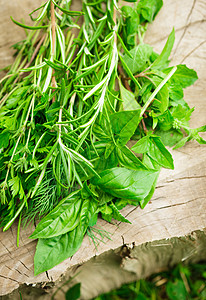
top-left (0, 0), bottom-right (206, 299)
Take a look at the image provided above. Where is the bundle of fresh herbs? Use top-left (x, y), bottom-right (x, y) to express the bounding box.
top-left (0, 0), bottom-right (205, 275)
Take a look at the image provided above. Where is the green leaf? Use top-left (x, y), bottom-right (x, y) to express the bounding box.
top-left (131, 135), bottom-right (151, 153)
top-left (34, 197), bottom-right (97, 275)
top-left (10, 16), bottom-right (48, 30)
top-left (173, 136), bottom-right (190, 150)
top-left (8, 177), bottom-right (20, 198)
top-left (154, 129), bottom-right (183, 147)
top-left (116, 145), bottom-right (147, 169)
top-left (139, 165), bottom-right (160, 208)
top-left (119, 81), bottom-right (141, 111)
top-left (110, 202), bottom-right (131, 223)
top-left (91, 167), bottom-right (158, 202)
top-left (148, 136), bottom-right (174, 169)
top-left (0, 131), bottom-right (10, 149)
top-left (137, 0), bottom-right (163, 23)
top-left (110, 110), bottom-right (141, 146)
top-left (132, 135), bottom-right (174, 169)
top-left (152, 28), bottom-right (175, 69)
top-left (166, 279), bottom-right (188, 300)
top-left (123, 44), bottom-right (153, 74)
top-left (29, 191), bottom-right (82, 239)
top-left (164, 64), bottom-right (198, 88)
top-left (151, 77), bottom-right (169, 113)
top-left (34, 225), bottom-right (85, 275)
top-left (65, 283), bottom-right (81, 300)
top-left (169, 82), bottom-right (184, 101)
top-left (52, 0), bottom-right (84, 16)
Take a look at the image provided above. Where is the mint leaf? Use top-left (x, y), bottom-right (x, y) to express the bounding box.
top-left (123, 44), bottom-right (153, 74)
top-left (169, 82), bottom-right (184, 101)
top-left (164, 64), bottom-right (198, 88)
top-left (119, 81), bottom-right (141, 111)
top-left (154, 129), bottom-right (183, 147)
top-left (151, 77), bottom-right (169, 113)
top-left (137, 0), bottom-right (163, 23)
top-left (152, 28), bottom-right (175, 69)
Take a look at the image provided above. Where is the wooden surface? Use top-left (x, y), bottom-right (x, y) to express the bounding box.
top-left (0, 0), bottom-right (206, 299)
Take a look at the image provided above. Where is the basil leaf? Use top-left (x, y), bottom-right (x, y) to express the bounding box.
top-left (34, 199), bottom-right (97, 275)
top-left (110, 110), bottom-right (141, 146)
top-left (30, 191), bottom-right (82, 239)
top-left (91, 167), bottom-right (158, 201)
top-left (65, 283), bottom-right (81, 300)
top-left (131, 135), bottom-right (151, 153)
top-left (148, 136), bottom-right (174, 169)
top-left (123, 44), bottom-right (153, 74)
top-left (132, 135), bottom-right (174, 169)
top-left (34, 225), bottom-right (85, 275)
top-left (116, 145), bottom-right (147, 169)
top-left (152, 28), bottom-right (175, 69)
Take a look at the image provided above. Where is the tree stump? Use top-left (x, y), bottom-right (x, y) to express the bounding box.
top-left (0, 0), bottom-right (206, 299)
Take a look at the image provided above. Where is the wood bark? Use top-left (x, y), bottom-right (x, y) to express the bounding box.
top-left (0, 0), bottom-right (206, 299)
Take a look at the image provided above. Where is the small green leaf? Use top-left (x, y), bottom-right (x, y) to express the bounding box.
top-left (110, 202), bottom-right (131, 223)
top-left (166, 279), bottom-right (188, 300)
top-left (8, 177), bottom-right (20, 198)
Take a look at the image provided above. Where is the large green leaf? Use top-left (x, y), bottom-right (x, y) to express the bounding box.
top-left (30, 191), bottom-right (82, 239)
top-left (34, 198), bottom-right (97, 275)
top-left (123, 44), bottom-right (153, 74)
top-left (110, 110), bottom-right (141, 146)
top-left (91, 167), bottom-right (158, 201)
top-left (152, 28), bottom-right (175, 69)
top-left (34, 225), bottom-right (85, 275)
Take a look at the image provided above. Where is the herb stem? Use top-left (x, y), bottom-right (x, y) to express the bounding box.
top-left (140, 66), bottom-right (177, 117)
top-left (51, 0), bottom-right (57, 102)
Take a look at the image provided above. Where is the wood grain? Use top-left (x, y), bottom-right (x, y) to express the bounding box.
top-left (0, 0), bottom-right (206, 299)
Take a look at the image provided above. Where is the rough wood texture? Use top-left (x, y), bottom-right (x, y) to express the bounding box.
top-left (0, 0), bottom-right (206, 299)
